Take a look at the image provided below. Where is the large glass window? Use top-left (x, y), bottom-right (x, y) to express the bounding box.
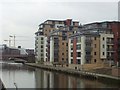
top-left (77, 44), bottom-right (81, 50)
top-left (71, 59), bottom-right (73, 64)
top-left (77, 52), bottom-right (81, 57)
top-left (77, 59), bottom-right (81, 64)
top-left (41, 37), bottom-right (44, 40)
top-left (71, 45), bottom-right (73, 50)
top-left (71, 52), bottom-right (73, 57)
top-left (94, 52), bottom-right (96, 55)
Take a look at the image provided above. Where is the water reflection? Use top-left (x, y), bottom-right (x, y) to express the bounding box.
top-left (35, 69), bottom-right (118, 88)
top-left (0, 61), bottom-right (119, 88)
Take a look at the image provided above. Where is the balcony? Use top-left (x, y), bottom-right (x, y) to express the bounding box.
top-left (107, 48), bottom-right (114, 52)
top-left (107, 56), bottom-right (114, 60)
top-left (85, 47), bottom-right (92, 51)
top-left (54, 49), bottom-right (59, 52)
top-left (85, 55), bottom-right (92, 60)
top-left (85, 39), bottom-right (92, 44)
top-left (107, 40), bottom-right (114, 45)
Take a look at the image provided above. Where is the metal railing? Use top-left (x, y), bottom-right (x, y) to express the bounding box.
top-left (107, 48), bottom-right (114, 51)
top-left (85, 47), bottom-right (92, 51)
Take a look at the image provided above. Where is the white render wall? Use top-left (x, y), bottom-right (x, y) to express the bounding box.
top-left (50, 37), bottom-right (54, 62)
top-left (81, 36), bottom-right (86, 65)
top-left (44, 37), bottom-right (47, 62)
top-left (68, 38), bottom-right (72, 64)
top-left (35, 36), bottom-right (47, 63)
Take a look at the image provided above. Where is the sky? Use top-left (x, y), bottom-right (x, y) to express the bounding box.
top-left (0, 0), bottom-right (119, 49)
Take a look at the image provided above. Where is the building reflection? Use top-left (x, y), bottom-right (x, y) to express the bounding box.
top-left (35, 69), bottom-right (86, 88)
top-left (35, 68), bottom-right (114, 89)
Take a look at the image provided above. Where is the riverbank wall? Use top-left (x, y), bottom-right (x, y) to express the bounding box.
top-left (25, 63), bottom-right (120, 84)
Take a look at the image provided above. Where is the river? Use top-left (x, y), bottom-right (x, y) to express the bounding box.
top-left (0, 61), bottom-right (119, 89)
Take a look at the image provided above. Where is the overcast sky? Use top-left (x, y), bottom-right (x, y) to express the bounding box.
top-left (0, 0), bottom-right (119, 49)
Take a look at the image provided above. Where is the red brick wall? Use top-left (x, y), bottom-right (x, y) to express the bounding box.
top-left (65, 19), bottom-right (72, 26)
top-left (109, 22), bottom-right (120, 63)
top-left (73, 38), bottom-right (77, 64)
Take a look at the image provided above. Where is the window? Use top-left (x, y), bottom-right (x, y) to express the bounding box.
top-left (71, 52), bottom-right (73, 57)
top-left (94, 52), bottom-right (96, 55)
top-left (77, 59), bottom-right (81, 64)
top-left (41, 37), bottom-right (44, 40)
top-left (71, 45), bottom-right (73, 50)
top-left (94, 37), bottom-right (96, 40)
top-left (41, 41), bottom-right (44, 44)
top-left (62, 32), bottom-right (67, 36)
top-left (94, 59), bottom-right (96, 63)
top-left (41, 45), bottom-right (43, 48)
top-left (103, 44), bottom-right (105, 48)
top-left (77, 52), bottom-right (81, 57)
top-left (103, 52), bottom-right (105, 55)
top-left (62, 42), bottom-right (64, 45)
top-left (77, 44), bottom-right (81, 50)
top-left (62, 36), bottom-right (67, 40)
top-left (62, 58), bottom-right (64, 61)
top-left (103, 37), bottom-right (105, 41)
top-left (62, 53), bottom-right (64, 55)
top-left (86, 52), bottom-right (91, 55)
top-left (71, 59), bottom-right (73, 64)
top-left (66, 43), bottom-right (68, 46)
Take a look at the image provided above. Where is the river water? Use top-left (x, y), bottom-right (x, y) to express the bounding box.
top-left (0, 61), bottom-right (119, 89)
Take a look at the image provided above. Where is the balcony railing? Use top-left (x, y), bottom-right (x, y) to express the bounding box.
top-left (107, 48), bottom-right (114, 52)
top-left (85, 40), bottom-right (92, 44)
top-left (106, 41), bottom-right (114, 44)
top-left (107, 56), bottom-right (114, 60)
top-left (85, 55), bottom-right (92, 60)
top-left (85, 47), bottom-right (92, 51)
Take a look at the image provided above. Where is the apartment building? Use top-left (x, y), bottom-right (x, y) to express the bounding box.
top-left (35, 20), bottom-right (119, 66)
top-left (35, 31), bottom-right (47, 63)
top-left (68, 28), bottom-right (114, 65)
top-left (49, 29), bottom-right (73, 63)
top-left (83, 21), bottom-right (120, 66)
top-left (100, 33), bottom-right (114, 65)
top-left (35, 19), bottom-right (80, 63)
top-left (69, 33), bottom-right (97, 65)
